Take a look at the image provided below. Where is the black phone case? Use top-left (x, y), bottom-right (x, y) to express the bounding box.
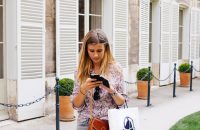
top-left (90, 74), bottom-right (110, 88)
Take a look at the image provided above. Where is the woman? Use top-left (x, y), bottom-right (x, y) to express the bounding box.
top-left (72, 29), bottom-right (127, 130)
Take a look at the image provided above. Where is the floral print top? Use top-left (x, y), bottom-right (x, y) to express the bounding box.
top-left (72, 62), bottom-right (127, 126)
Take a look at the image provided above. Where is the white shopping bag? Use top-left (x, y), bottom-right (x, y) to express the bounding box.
top-left (108, 107), bottom-right (139, 130)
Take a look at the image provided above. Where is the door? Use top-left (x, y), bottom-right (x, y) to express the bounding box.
top-left (160, 0), bottom-right (171, 85)
top-left (0, 0), bottom-right (9, 121)
top-left (16, 0), bottom-right (46, 121)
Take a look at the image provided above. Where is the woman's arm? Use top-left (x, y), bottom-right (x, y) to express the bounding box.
top-left (73, 78), bottom-right (102, 108)
top-left (102, 62), bottom-right (127, 106)
top-left (102, 85), bottom-right (125, 106)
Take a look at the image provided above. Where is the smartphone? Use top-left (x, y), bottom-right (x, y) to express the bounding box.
top-left (90, 74), bottom-right (101, 81)
top-left (90, 74), bottom-right (110, 88)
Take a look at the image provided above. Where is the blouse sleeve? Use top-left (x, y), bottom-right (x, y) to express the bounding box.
top-left (71, 70), bottom-right (86, 111)
top-left (113, 63), bottom-right (128, 107)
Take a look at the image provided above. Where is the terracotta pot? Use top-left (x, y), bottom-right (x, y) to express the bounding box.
top-left (137, 81), bottom-right (149, 100)
top-left (179, 72), bottom-right (190, 87)
top-left (59, 96), bottom-right (75, 121)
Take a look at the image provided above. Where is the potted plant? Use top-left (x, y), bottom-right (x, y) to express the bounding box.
top-left (178, 63), bottom-right (191, 87)
top-left (136, 68), bottom-right (153, 99)
top-left (58, 78), bottom-right (75, 121)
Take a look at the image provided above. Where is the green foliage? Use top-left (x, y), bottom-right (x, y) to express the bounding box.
top-left (170, 111), bottom-right (200, 130)
top-left (178, 63), bottom-right (191, 73)
top-left (58, 78), bottom-right (74, 96)
top-left (136, 68), bottom-right (153, 81)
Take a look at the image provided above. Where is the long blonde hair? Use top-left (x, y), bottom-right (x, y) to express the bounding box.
top-left (77, 29), bottom-right (114, 84)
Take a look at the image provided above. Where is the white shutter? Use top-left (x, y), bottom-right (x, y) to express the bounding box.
top-left (160, 0), bottom-right (171, 85)
top-left (198, 10), bottom-right (200, 71)
top-left (139, 0), bottom-right (150, 68)
top-left (17, 0), bottom-right (45, 121)
top-left (170, 2), bottom-right (179, 83)
top-left (190, 9), bottom-right (196, 61)
top-left (196, 10), bottom-right (200, 74)
top-left (190, 8), bottom-right (199, 76)
top-left (113, 0), bottom-right (128, 68)
top-left (56, 0), bottom-right (78, 78)
top-left (170, 2), bottom-right (179, 63)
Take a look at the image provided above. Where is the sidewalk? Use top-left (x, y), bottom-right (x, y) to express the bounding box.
top-left (1, 78), bottom-right (200, 130)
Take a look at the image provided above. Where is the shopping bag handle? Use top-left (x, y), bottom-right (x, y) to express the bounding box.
top-left (116, 100), bottom-right (128, 109)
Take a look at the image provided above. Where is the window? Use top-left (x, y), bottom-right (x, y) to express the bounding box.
top-left (149, 3), bottom-right (152, 63)
top-left (79, 0), bottom-right (102, 51)
top-left (198, 0), bottom-right (200, 8)
top-left (178, 10), bottom-right (183, 60)
top-left (0, 0), bottom-right (3, 78)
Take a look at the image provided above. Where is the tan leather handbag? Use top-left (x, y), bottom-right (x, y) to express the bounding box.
top-left (88, 91), bottom-right (109, 130)
top-left (88, 118), bottom-right (109, 130)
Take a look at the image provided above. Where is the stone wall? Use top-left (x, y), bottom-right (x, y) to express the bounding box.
top-left (128, 0), bottom-right (139, 65)
top-left (45, 0), bottom-right (56, 115)
top-left (45, 0), bottom-right (56, 76)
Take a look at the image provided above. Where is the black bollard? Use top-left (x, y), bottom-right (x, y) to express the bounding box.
top-left (190, 61), bottom-right (193, 91)
top-left (147, 66), bottom-right (151, 107)
top-left (173, 63), bottom-right (176, 97)
top-left (55, 77), bottom-right (60, 130)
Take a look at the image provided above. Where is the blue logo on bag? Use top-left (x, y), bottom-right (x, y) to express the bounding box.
top-left (123, 116), bottom-right (135, 130)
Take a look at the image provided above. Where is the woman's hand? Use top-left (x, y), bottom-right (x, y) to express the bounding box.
top-left (100, 84), bottom-right (116, 94)
top-left (81, 78), bottom-right (102, 94)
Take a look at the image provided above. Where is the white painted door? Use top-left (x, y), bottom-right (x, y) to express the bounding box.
top-left (17, 0), bottom-right (46, 121)
top-left (160, 0), bottom-right (171, 85)
top-left (0, 0), bottom-right (8, 121)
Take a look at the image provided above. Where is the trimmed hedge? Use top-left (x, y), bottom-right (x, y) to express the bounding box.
top-left (136, 68), bottom-right (153, 81)
top-left (178, 63), bottom-right (190, 73)
top-left (58, 78), bottom-right (74, 96)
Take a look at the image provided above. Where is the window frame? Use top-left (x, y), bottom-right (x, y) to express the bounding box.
top-left (149, 2), bottom-right (152, 63)
top-left (78, 0), bottom-right (103, 51)
top-left (178, 9), bottom-right (183, 60)
top-left (0, 1), bottom-right (4, 78)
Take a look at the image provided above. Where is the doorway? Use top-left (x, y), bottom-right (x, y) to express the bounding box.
top-left (0, 0), bottom-right (8, 121)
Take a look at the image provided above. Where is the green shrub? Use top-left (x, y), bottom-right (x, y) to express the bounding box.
top-left (136, 68), bottom-right (153, 81)
top-left (178, 63), bottom-right (191, 73)
top-left (58, 78), bottom-right (74, 96)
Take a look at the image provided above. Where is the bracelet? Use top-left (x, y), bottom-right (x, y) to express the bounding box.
top-left (110, 91), bottom-right (118, 96)
top-left (80, 88), bottom-right (86, 95)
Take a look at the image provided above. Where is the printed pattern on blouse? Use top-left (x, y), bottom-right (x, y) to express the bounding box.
top-left (72, 62), bottom-right (127, 125)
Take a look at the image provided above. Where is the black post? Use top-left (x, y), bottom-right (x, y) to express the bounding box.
top-left (173, 63), bottom-right (176, 97)
top-left (55, 77), bottom-right (60, 130)
top-left (147, 66), bottom-right (151, 107)
top-left (190, 61), bottom-right (193, 91)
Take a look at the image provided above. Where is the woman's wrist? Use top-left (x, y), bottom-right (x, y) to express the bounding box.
top-left (110, 89), bottom-right (118, 96)
top-left (80, 85), bottom-right (87, 95)
top-left (80, 88), bottom-right (86, 95)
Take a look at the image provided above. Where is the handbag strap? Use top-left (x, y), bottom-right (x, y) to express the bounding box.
top-left (89, 89), bottom-right (93, 119)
